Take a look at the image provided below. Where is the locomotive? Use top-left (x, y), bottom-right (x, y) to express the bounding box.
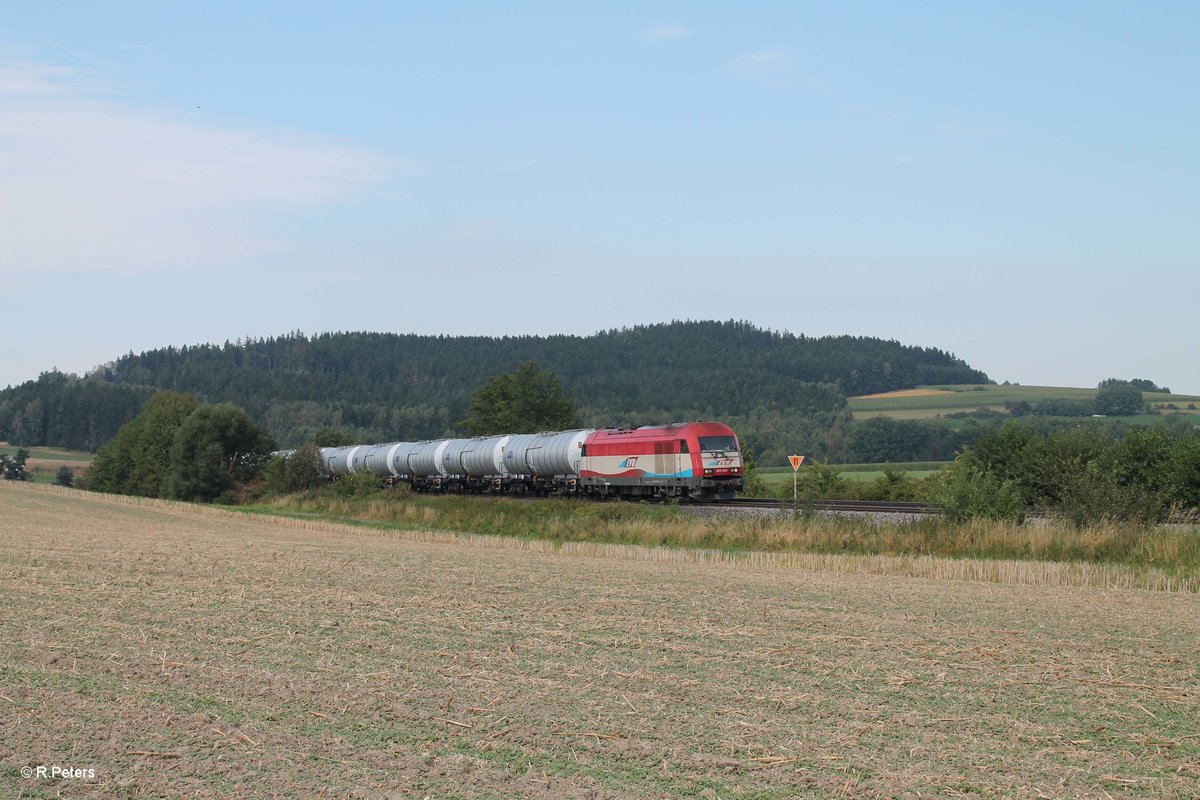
top-left (319, 421), bottom-right (745, 502)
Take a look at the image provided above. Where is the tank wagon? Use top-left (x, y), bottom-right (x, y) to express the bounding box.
top-left (318, 421), bottom-right (744, 502)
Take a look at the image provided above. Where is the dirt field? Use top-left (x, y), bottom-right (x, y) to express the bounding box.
top-left (2, 484), bottom-right (1198, 798)
top-left (851, 389), bottom-right (958, 400)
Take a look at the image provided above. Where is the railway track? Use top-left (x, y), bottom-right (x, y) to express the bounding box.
top-left (489, 493), bottom-right (938, 515)
top-left (723, 497), bottom-right (938, 514)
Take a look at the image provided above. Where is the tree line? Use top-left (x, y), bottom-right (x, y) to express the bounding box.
top-left (0, 371), bottom-right (153, 452)
top-left (61, 363), bottom-right (1200, 525)
top-left (0, 321), bottom-right (988, 461)
top-left (1005, 380), bottom-right (1162, 418)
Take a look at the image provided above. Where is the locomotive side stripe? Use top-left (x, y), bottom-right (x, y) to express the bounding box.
top-left (579, 468), bottom-right (695, 479)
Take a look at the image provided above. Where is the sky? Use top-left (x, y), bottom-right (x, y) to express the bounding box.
top-left (2, 2), bottom-right (1197, 393)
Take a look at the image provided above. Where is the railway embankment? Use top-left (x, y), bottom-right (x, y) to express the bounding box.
top-left (238, 484), bottom-right (1200, 592)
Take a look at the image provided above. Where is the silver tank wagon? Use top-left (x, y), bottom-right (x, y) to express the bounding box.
top-left (323, 445), bottom-right (362, 475)
top-left (527, 429), bottom-right (591, 476)
top-left (385, 441), bottom-right (424, 477)
top-left (504, 429), bottom-right (593, 476)
top-left (439, 438), bottom-right (475, 477)
top-left (459, 434), bottom-right (510, 477)
top-left (409, 439), bottom-right (451, 477)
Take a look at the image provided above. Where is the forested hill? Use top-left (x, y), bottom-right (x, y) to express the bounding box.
top-left (0, 321), bottom-right (989, 458)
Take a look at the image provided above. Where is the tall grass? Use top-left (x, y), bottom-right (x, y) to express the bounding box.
top-left (254, 489), bottom-right (1200, 578)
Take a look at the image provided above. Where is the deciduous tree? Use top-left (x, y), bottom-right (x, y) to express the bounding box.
top-left (167, 403), bottom-right (276, 503)
top-left (1, 448), bottom-right (31, 481)
top-left (88, 392), bottom-right (200, 496)
top-left (314, 426), bottom-right (355, 447)
top-left (462, 361), bottom-right (579, 435)
top-left (1094, 383), bottom-right (1146, 416)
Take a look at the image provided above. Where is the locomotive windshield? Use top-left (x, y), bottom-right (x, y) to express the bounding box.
top-left (699, 436), bottom-right (738, 453)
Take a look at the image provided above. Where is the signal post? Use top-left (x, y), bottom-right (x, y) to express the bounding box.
top-left (788, 454), bottom-right (805, 512)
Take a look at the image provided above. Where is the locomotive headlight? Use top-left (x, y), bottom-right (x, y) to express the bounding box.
top-left (704, 469), bottom-right (713, 475)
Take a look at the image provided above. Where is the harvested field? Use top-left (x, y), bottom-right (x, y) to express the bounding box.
top-left (2, 484), bottom-right (1199, 798)
top-left (851, 389), bottom-right (957, 400)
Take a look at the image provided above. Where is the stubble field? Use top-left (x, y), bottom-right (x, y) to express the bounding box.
top-left (2, 483), bottom-right (1198, 798)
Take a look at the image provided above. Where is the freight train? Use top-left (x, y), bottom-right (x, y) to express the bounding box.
top-left (319, 421), bottom-right (745, 502)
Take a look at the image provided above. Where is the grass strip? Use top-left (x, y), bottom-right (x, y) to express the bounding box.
top-left (240, 488), bottom-right (1200, 591)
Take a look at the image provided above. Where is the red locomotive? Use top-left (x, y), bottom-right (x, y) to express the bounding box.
top-left (579, 421), bottom-right (744, 501)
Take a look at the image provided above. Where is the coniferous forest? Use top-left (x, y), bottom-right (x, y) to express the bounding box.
top-left (0, 321), bottom-right (989, 463)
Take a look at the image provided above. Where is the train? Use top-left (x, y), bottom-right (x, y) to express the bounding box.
top-left (318, 421), bottom-right (745, 502)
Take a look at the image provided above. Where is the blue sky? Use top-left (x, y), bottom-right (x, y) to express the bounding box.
top-left (2, 2), bottom-right (1197, 393)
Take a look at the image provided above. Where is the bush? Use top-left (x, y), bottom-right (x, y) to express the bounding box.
top-left (55, 466), bottom-right (74, 487)
top-left (332, 470), bottom-right (383, 499)
top-left (737, 450), bottom-right (771, 498)
top-left (935, 459), bottom-right (1025, 523)
top-left (774, 461), bottom-right (847, 501)
top-left (868, 468), bottom-right (925, 502)
top-left (1031, 399), bottom-right (1094, 417)
top-left (1169, 435), bottom-right (1200, 510)
top-left (942, 420), bottom-right (1199, 525)
top-left (263, 442), bottom-right (327, 495)
top-left (1054, 463), bottom-right (1163, 527)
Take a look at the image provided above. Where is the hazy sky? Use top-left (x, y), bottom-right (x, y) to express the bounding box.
top-left (2, 2), bottom-right (1197, 393)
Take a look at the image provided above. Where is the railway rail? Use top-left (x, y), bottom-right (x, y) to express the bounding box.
top-left (499, 494), bottom-right (939, 515)
top-left (724, 498), bottom-right (938, 514)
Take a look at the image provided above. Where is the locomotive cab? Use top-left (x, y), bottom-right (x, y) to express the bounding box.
top-left (689, 426), bottom-right (745, 501)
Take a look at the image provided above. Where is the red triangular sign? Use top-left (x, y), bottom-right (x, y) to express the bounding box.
top-left (788, 455), bottom-right (805, 470)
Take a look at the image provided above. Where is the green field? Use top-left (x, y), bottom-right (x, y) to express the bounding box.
top-left (759, 462), bottom-right (947, 484)
top-left (0, 443), bottom-right (95, 462)
top-left (1, 442), bottom-right (93, 485)
top-left (761, 469), bottom-right (940, 484)
top-left (849, 384), bottom-right (1200, 421)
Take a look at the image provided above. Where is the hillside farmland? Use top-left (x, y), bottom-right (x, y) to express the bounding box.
top-left (2, 483), bottom-right (1198, 797)
top-left (849, 384), bottom-right (1200, 422)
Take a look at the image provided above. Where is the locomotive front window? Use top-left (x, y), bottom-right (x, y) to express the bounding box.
top-left (699, 436), bottom-right (738, 453)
